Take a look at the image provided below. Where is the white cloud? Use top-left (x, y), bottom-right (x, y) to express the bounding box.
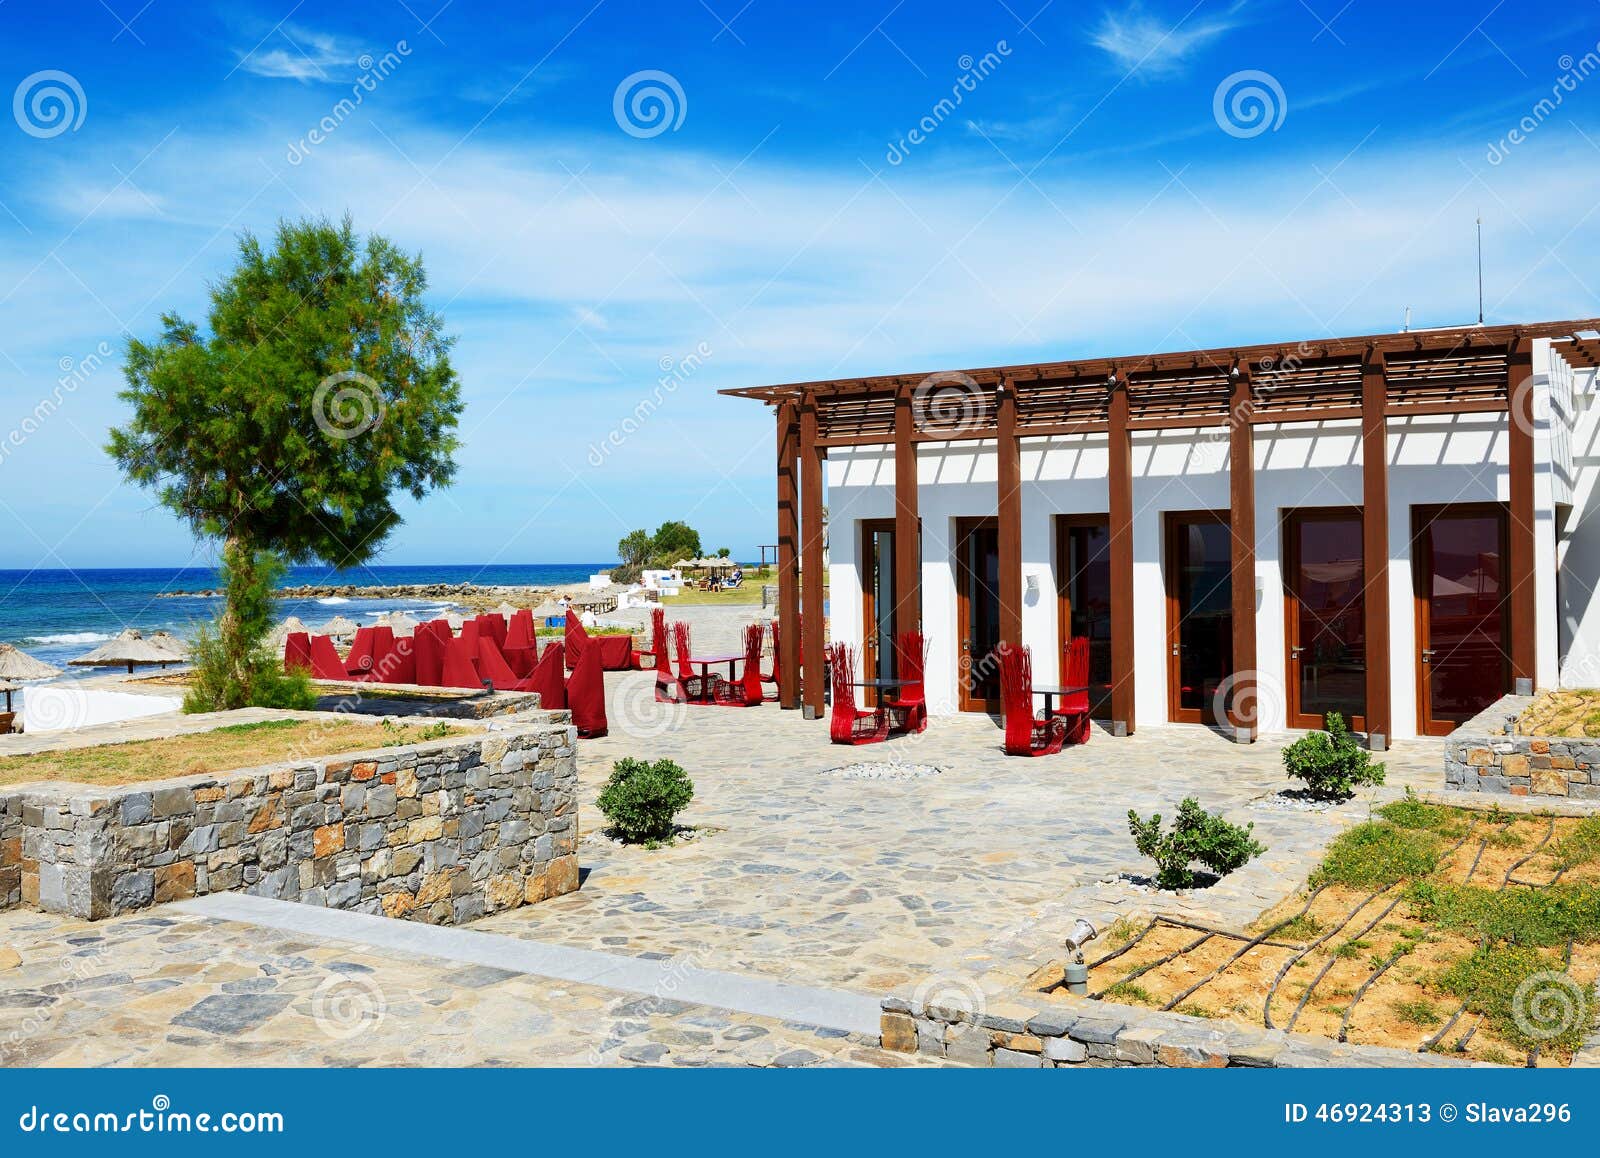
top-left (1089, 1), bottom-right (1245, 76)
top-left (237, 26), bottom-right (359, 83)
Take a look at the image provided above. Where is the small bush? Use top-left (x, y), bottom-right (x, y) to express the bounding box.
top-left (596, 757), bottom-right (694, 844)
top-left (1128, 797), bottom-right (1265, 890)
top-left (1281, 711), bottom-right (1385, 799)
top-left (183, 628), bottom-right (317, 713)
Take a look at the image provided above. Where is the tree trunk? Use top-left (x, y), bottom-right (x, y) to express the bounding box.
top-left (219, 536), bottom-right (258, 709)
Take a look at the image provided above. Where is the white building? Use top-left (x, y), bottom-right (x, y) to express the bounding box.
top-left (728, 320), bottom-right (1600, 744)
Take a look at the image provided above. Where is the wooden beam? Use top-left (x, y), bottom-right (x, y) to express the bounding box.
top-left (1507, 338), bottom-right (1538, 693)
top-left (776, 400), bottom-right (801, 710)
top-left (799, 394), bottom-right (827, 719)
top-left (893, 384), bottom-right (921, 637)
top-left (997, 379), bottom-right (1023, 649)
top-left (1228, 367), bottom-right (1257, 743)
top-left (1361, 352), bottom-right (1391, 749)
top-left (1108, 377), bottom-right (1135, 736)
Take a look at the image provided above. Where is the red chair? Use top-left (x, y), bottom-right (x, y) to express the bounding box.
top-left (885, 630), bottom-right (928, 734)
top-left (712, 623), bottom-right (765, 707)
top-left (526, 641), bottom-right (566, 710)
top-left (650, 610), bottom-right (687, 703)
top-left (565, 609), bottom-right (634, 671)
top-left (308, 635), bottom-right (347, 681)
top-left (344, 626), bottom-right (377, 677)
top-left (365, 626), bottom-right (401, 683)
top-left (504, 610), bottom-right (537, 677)
top-left (1057, 636), bottom-right (1092, 746)
top-left (475, 613), bottom-right (507, 651)
top-left (829, 644), bottom-right (888, 745)
top-left (566, 641), bottom-right (607, 738)
top-left (998, 643), bottom-right (1067, 756)
top-left (283, 632), bottom-right (313, 674)
top-left (672, 621), bottom-right (721, 702)
top-left (476, 636), bottom-right (523, 690)
top-left (440, 632), bottom-right (483, 689)
top-left (762, 618), bottom-right (780, 684)
top-left (413, 622), bottom-right (447, 687)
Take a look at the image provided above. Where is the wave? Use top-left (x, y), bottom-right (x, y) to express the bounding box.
top-left (316, 596), bottom-right (352, 606)
top-left (22, 631), bottom-right (114, 645)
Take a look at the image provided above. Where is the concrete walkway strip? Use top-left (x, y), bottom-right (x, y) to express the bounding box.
top-left (170, 893), bottom-right (882, 1036)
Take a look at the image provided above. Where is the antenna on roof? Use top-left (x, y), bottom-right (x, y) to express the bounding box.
top-left (1402, 306), bottom-right (1411, 333)
top-left (1476, 211), bottom-right (1484, 325)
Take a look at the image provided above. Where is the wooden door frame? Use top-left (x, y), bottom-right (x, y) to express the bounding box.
top-left (1412, 501), bottom-right (1511, 737)
top-left (1164, 509), bottom-right (1232, 725)
top-left (860, 518), bottom-right (896, 690)
top-left (954, 516), bottom-right (1001, 714)
top-left (1282, 506), bottom-right (1367, 732)
top-left (1055, 513), bottom-right (1112, 718)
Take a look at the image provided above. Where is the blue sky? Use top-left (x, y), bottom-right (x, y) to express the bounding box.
top-left (0, 0), bottom-right (1597, 569)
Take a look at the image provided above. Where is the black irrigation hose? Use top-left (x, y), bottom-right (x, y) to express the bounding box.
top-left (1453, 1016), bottom-right (1481, 1052)
top-left (1337, 946), bottom-right (1408, 1042)
top-left (1502, 817), bottom-right (1557, 886)
top-left (1418, 1005), bottom-right (1467, 1054)
top-left (1090, 931), bottom-right (1213, 999)
top-left (1086, 918), bottom-right (1158, 969)
top-left (1284, 892), bottom-right (1406, 1032)
top-left (1146, 885), bottom-right (1330, 1014)
top-left (1264, 887), bottom-right (1390, 1029)
top-left (1462, 839), bottom-right (1488, 883)
top-left (1151, 916), bottom-right (1308, 951)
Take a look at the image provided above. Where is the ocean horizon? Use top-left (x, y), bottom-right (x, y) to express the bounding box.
top-left (0, 564), bottom-right (613, 675)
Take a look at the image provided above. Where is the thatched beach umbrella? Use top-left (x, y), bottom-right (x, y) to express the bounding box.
top-left (69, 629), bottom-right (179, 674)
top-left (380, 611), bottom-right (419, 636)
top-left (443, 610), bottom-right (466, 630)
top-left (529, 599), bottom-right (564, 621)
top-left (0, 643), bottom-right (63, 711)
top-left (268, 615), bottom-right (311, 647)
top-left (147, 630), bottom-right (189, 660)
top-left (494, 600), bottom-right (520, 620)
top-left (320, 615), bottom-right (360, 637)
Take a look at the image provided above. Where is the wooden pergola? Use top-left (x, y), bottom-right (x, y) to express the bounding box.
top-left (724, 319), bottom-right (1600, 741)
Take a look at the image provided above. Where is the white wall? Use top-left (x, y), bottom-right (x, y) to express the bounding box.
top-left (20, 685), bottom-right (182, 733)
top-left (825, 341), bottom-right (1580, 739)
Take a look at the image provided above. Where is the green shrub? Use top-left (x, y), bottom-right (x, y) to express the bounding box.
top-left (1128, 797), bottom-right (1266, 890)
top-left (1281, 711), bottom-right (1385, 799)
top-left (596, 757), bottom-right (694, 844)
top-left (183, 627), bottom-right (317, 713)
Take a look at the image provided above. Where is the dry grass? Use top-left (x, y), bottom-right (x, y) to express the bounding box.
top-left (0, 718), bottom-right (465, 788)
top-left (1516, 689), bottom-right (1600, 737)
top-left (1090, 803), bottom-right (1600, 1065)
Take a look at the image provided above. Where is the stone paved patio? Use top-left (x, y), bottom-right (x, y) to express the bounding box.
top-left (481, 668), bottom-right (1450, 1000)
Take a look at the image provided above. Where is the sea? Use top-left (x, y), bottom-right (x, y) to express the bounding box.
top-left (0, 564), bottom-right (609, 678)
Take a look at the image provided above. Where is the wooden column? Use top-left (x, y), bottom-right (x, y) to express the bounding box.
top-left (775, 400), bottom-right (801, 710)
top-left (799, 393), bottom-right (827, 719)
top-left (996, 379), bottom-right (1023, 649)
top-left (1107, 375), bottom-right (1135, 736)
top-left (1360, 352), bottom-right (1391, 749)
top-left (1228, 366), bottom-right (1257, 743)
top-left (1507, 337), bottom-right (1538, 694)
top-left (893, 384), bottom-right (921, 637)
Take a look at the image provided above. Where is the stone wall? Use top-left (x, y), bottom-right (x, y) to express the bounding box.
top-left (879, 987), bottom-right (1477, 1069)
top-left (1445, 694), bottom-right (1600, 801)
top-left (0, 720), bottom-right (579, 925)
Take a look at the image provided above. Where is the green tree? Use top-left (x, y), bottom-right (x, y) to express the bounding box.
top-left (647, 520), bottom-right (701, 565)
top-left (108, 215), bottom-right (463, 708)
top-left (617, 528), bottom-right (652, 568)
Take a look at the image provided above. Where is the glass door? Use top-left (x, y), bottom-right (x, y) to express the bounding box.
top-left (861, 520), bottom-right (896, 682)
top-left (955, 518), bottom-right (1001, 713)
top-left (1165, 511), bottom-right (1233, 725)
top-left (1056, 515), bottom-right (1112, 718)
top-left (1284, 509), bottom-right (1366, 730)
top-left (1415, 504), bottom-right (1510, 736)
